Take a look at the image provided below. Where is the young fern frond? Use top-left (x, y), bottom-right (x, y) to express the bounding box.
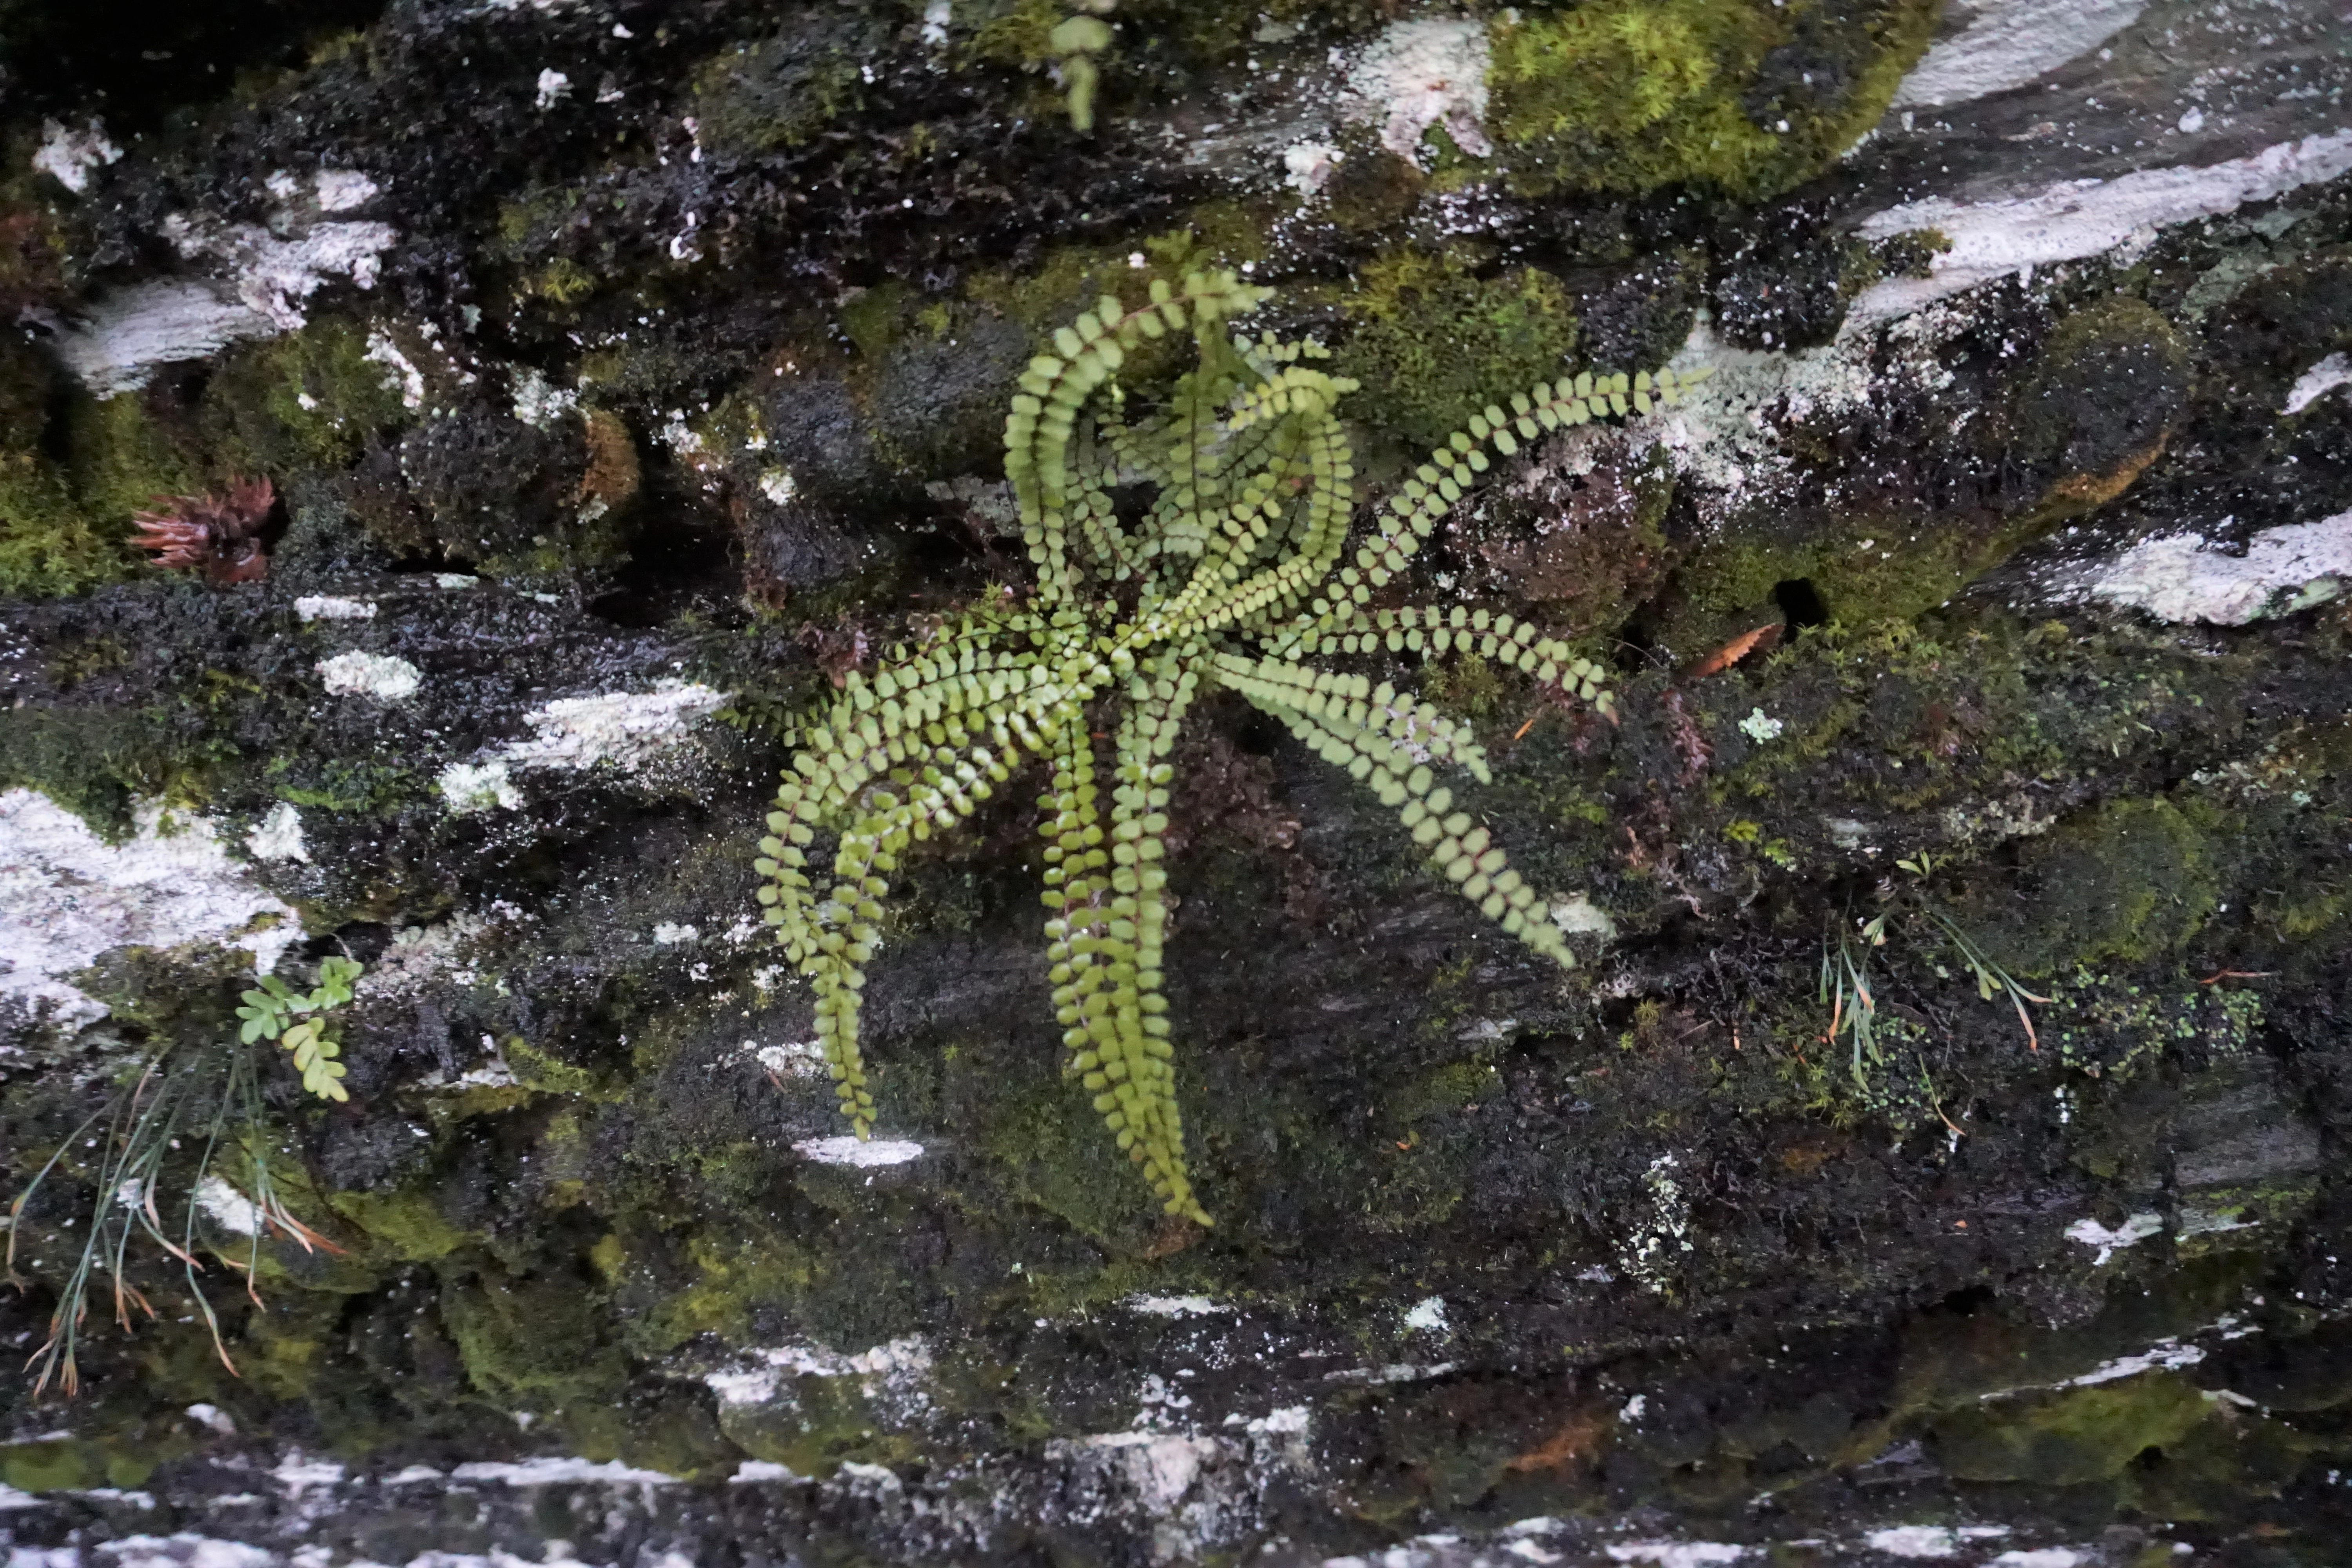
top-left (753, 270), bottom-right (1700, 1222)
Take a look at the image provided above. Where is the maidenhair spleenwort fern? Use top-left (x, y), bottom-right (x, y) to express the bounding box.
top-left (753, 271), bottom-right (1702, 1225)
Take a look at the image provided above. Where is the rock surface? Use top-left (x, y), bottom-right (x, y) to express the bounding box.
top-left (3, 0), bottom-right (2352, 1564)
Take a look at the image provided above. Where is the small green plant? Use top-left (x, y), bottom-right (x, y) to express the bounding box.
top-left (1820, 909), bottom-right (1886, 1084)
top-left (754, 270), bottom-right (1699, 1223)
top-left (1822, 857), bottom-right (2052, 1086)
top-left (235, 954), bottom-right (361, 1101)
top-left (1049, 13), bottom-right (1113, 131)
top-left (6, 958), bottom-right (360, 1395)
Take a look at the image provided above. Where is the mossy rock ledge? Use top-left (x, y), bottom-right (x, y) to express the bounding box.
top-left (4, 1), bottom-right (2352, 1563)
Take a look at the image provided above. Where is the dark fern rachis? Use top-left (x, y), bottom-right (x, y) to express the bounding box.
top-left (753, 272), bottom-right (1700, 1223)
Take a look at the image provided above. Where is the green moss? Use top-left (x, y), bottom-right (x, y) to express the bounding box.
top-left (0, 706), bottom-right (232, 836)
top-left (504, 1035), bottom-right (619, 1099)
top-left (0, 312), bottom-right (410, 600)
top-left (1928, 1374), bottom-right (2214, 1485)
top-left (983, 1078), bottom-right (1163, 1249)
top-left (442, 1270), bottom-right (628, 1401)
top-left (1419, 649), bottom-right (1508, 722)
top-left (2045, 971), bottom-right (2261, 1083)
top-left (1487, 0), bottom-right (1937, 200)
top-left (688, 19), bottom-right (874, 158)
top-left (625, 1232), bottom-right (818, 1356)
top-left (0, 1432), bottom-right (169, 1493)
top-left (1662, 508), bottom-right (2035, 655)
top-left (1985, 797), bottom-right (2222, 974)
top-left (965, 0), bottom-right (1063, 69)
top-left (264, 754), bottom-right (423, 815)
top-left (63, 389), bottom-right (201, 530)
top-left (964, 209), bottom-right (1268, 346)
top-left (201, 317), bottom-right (408, 474)
top-left (1390, 1058), bottom-right (1501, 1125)
top-left (0, 446), bottom-right (115, 598)
top-left (0, 1439), bottom-right (102, 1492)
top-left (559, 1388), bottom-right (741, 1481)
top-left (331, 1185), bottom-right (477, 1263)
top-left (0, 386), bottom-right (203, 600)
top-left (716, 1370), bottom-right (921, 1478)
top-left (2009, 295), bottom-right (2191, 517)
top-left (1322, 141), bottom-right (1428, 235)
top-left (838, 280), bottom-right (917, 362)
top-left (532, 257), bottom-right (598, 306)
top-left (1331, 251), bottom-right (1581, 449)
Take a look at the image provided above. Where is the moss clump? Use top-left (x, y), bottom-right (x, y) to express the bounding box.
top-left (1332, 251), bottom-right (1581, 449)
top-left (1660, 508), bottom-right (2026, 654)
top-left (0, 446), bottom-right (117, 599)
top-left (983, 1074), bottom-right (1165, 1250)
top-left (331, 1185), bottom-right (477, 1263)
top-left (1927, 1374), bottom-right (2214, 1486)
top-left (2045, 972), bottom-right (2261, 1084)
top-left (716, 1372), bottom-right (920, 1479)
top-left (1979, 798), bottom-right (2222, 975)
top-left (1321, 143), bottom-right (1428, 235)
top-left (2009, 295), bottom-right (2190, 516)
top-left (442, 1270), bottom-right (628, 1401)
top-left (0, 315), bottom-right (407, 601)
top-left (962, 207), bottom-right (1269, 346)
top-left (200, 318), bottom-right (409, 475)
top-left (687, 14), bottom-right (878, 158)
top-left (1659, 298), bottom-right (2181, 655)
top-left (60, 388), bottom-right (203, 532)
top-left (0, 1436), bottom-right (160, 1494)
top-left (0, 380), bottom-right (194, 600)
top-left (1487, 0), bottom-right (1937, 200)
top-left (623, 1231), bottom-right (818, 1356)
top-left (0, 706), bottom-right (231, 835)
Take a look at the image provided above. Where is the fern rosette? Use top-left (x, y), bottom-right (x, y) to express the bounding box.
top-left (755, 271), bottom-right (1702, 1224)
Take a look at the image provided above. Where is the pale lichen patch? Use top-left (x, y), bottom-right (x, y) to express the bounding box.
top-left (32, 118), bottom-right (122, 193)
top-left (0, 791), bottom-right (300, 1030)
top-left (2075, 509), bottom-right (2352, 625)
top-left (318, 651), bottom-right (424, 701)
top-left (1343, 19), bottom-right (1492, 163)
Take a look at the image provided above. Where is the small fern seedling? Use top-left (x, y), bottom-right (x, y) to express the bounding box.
top-left (754, 270), bottom-right (1701, 1223)
top-left (235, 955), bottom-right (362, 1102)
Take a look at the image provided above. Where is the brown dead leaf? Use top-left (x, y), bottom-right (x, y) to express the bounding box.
top-left (1679, 620), bottom-right (1781, 681)
top-left (1504, 1408), bottom-right (1610, 1473)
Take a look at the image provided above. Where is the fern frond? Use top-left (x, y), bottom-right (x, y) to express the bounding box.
top-left (1267, 602), bottom-right (1621, 720)
top-left (1038, 674), bottom-right (1207, 1224)
top-left (1006, 271), bottom-right (1271, 606)
top-left (1226, 674), bottom-right (1570, 969)
top-left (1209, 651), bottom-right (1493, 783)
top-left (801, 729), bottom-right (1044, 1132)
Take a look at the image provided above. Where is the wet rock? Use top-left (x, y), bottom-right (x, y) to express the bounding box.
top-left (5, 0), bottom-right (2352, 1561)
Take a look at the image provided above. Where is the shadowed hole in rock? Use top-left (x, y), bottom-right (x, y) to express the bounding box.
top-left (7, 0), bottom-right (392, 128)
top-left (1935, 1284), bottom-right (1998, 1316)
top-left (1773, 576), bottom-right (1829, 632)
top-left (588, 522), bottom-right (740, 628)
top-left (1610, 610), bottom-right (1662, 672)
top-left (1233, 706), bottom-right (1287, 757)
